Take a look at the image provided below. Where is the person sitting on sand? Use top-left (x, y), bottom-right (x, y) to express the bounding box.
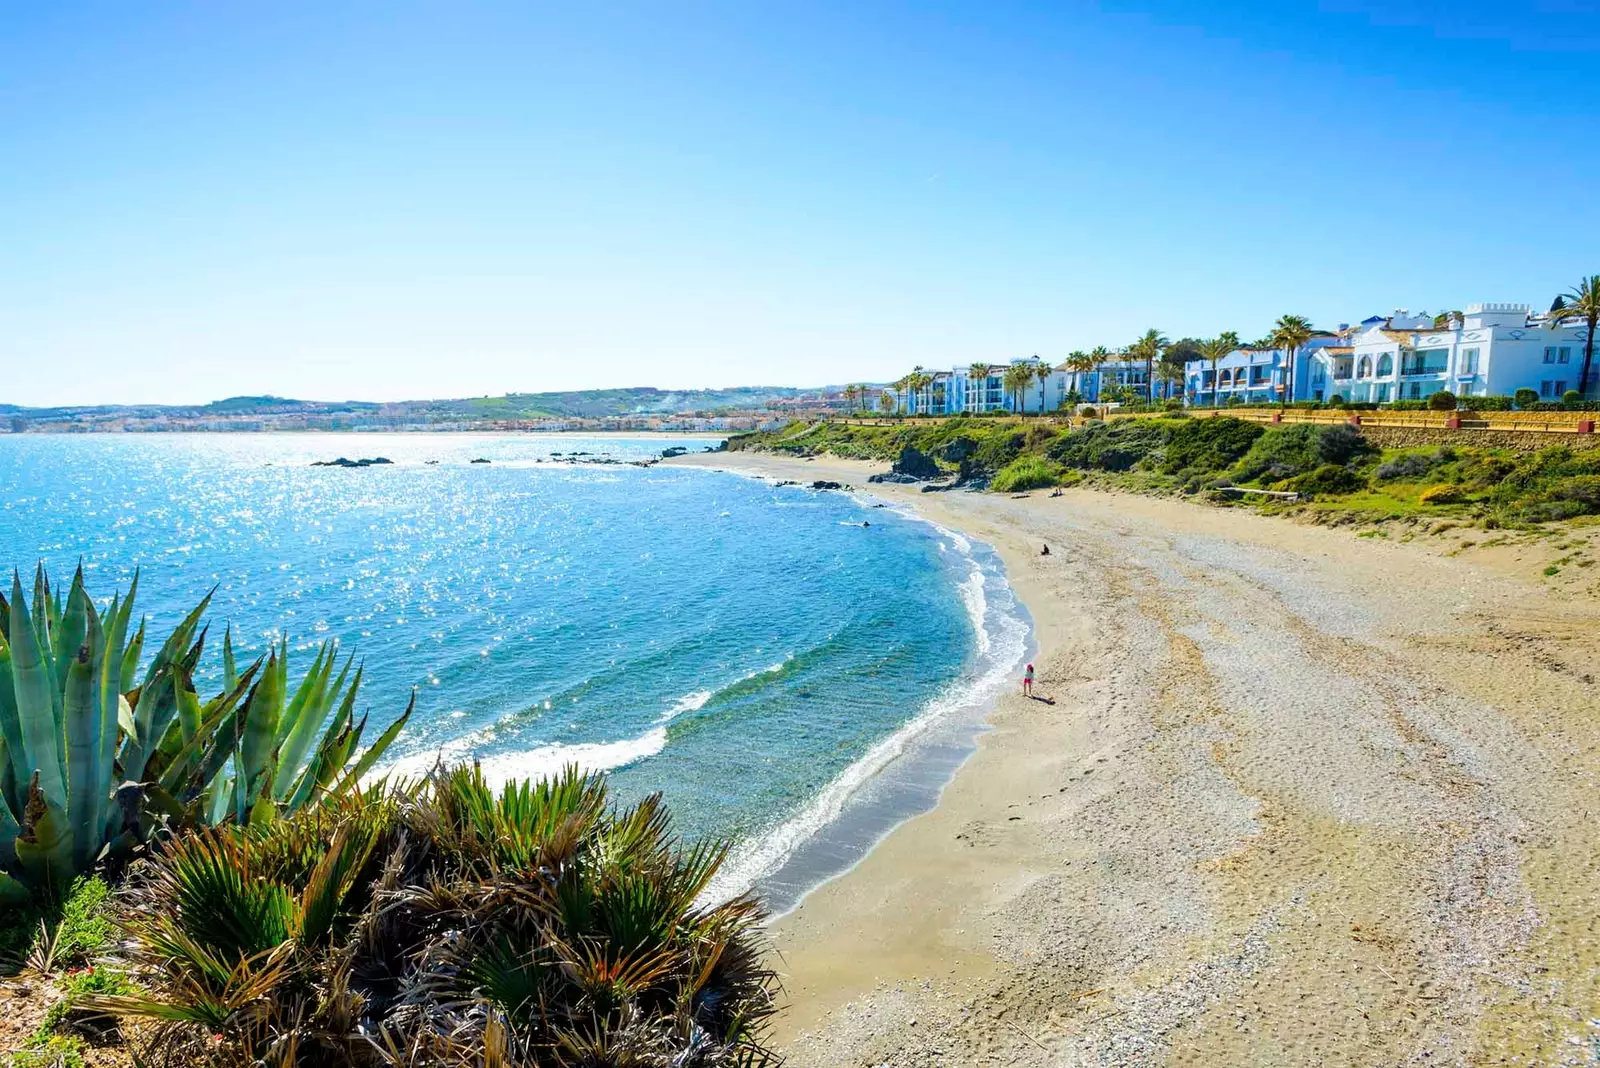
top-left (1022, 662), bottom-right (1035, 696)
top-left (1041, 543), bottom-right (1050, 556)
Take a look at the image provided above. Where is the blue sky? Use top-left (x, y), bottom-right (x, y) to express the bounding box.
top-left (3, 1), bottom-right (1597, 406)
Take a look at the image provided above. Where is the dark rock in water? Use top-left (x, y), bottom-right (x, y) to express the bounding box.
top-left (774, 480), bottom-right (798, 487)
top-left (891, 446), bottom-right (941, 481)
top-left (661, 446), bottom-right (689, 459)
top-left (811, 480), bottom-right (844, 491)
top-left (425, 460), bottom-right (440, 465)
top-left (312, 456), bottom-right (393, 468)
top-left (470, 458), bottom-right (491, 464)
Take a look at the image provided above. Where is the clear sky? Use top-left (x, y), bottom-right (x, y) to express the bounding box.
top-left (3, 1), bottom-right (1597, 406)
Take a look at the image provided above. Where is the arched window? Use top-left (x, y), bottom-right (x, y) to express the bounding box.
top-left (1357, 356), bottom-right (1373, 379)
top-left (1376, 354), bottom-right (1393, 377)
top-left (1221, 369), bottom-right (1234, 386)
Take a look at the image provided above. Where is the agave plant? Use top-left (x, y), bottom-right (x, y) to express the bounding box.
top-left (100, 765), bottom-right (781, 1067)
top-left (0, 565), bottom-right (414, 902)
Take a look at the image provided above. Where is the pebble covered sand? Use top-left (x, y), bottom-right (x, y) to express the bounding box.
top-left (672, 451), bottom-right (1600, 1068)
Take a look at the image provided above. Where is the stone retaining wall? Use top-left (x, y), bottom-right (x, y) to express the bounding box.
top-left (1354, 425), bottom-right (1600, 451)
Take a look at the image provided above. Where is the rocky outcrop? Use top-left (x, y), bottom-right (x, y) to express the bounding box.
top-left (311, 457), bottom-right (393, 468)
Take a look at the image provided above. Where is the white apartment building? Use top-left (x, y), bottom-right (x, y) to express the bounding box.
top-left (1334, 304), bottom-right (1593, 403)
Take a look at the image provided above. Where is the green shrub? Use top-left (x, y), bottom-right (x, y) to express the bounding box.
top-left (992, 456), bottom-right (1063, 492)
top-left (97, 767), bottom-right (778, 1067)
top-left (1515, 388), bottom-right (1540, 409)
top-left (1231, 424), bottom-right (1375, 484)
top-left (1161, 418), bottom-right (1266, 476)
top-left (1428, 390), bottom-right (1458, 411)
top-left (1385, 400), bottom-right (1429, 411)
top-left (1290, 464), bottom-right (1367, 496)
top-left (1419, 484), bottom-right (1467, 505)
top-left (1047, 419), bottom-right (1173, 472)
top-left (1459, 395), bottom-right (1514, 411)
top-left (1327, 394), bottom-right (1344, 406)
top-left (1563, 390), bottom-right (1583, 407)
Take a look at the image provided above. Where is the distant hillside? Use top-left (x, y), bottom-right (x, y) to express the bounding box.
top-left (403, 386), bottom-right (807, 420)
top-left (2, 386), bottom-right (814, 427)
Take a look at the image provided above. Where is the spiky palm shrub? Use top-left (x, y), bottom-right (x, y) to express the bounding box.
top-left (99, 765), bottom-right (781, 1068)
top-left (0, 564), bottom-right (413, 903)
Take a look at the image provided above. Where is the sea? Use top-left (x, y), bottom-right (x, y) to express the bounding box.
top-left (0, 432), bottom-right (1029, 910)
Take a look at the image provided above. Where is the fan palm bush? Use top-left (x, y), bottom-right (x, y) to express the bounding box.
top-left (96, 764), bottom-right (780, 1068)
top-left (0, 565), bottom-right (413, 903)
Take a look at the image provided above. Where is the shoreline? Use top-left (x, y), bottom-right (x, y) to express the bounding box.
top-left (667, 450), bottom-right (1600, 1066)
top-left (703, 476), bottom-right (1035, 917)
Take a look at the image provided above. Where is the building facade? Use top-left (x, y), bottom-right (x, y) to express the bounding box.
top-left (1184, 303), bottom-right (1596, 405)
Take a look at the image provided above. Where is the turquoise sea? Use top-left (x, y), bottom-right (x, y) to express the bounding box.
top-left (0, 433), bottom-right (1027, 907)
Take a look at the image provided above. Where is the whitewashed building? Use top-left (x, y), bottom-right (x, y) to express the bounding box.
top-left (1334, 305), bottom-right (1593, 403)
top-left (1184, 303), bottom-right (1595, 405)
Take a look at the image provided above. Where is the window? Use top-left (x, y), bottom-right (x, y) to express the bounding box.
top-left (1542, 380), bottom-right (1569, 399)
top-left (1460, 348), bottom-right (1479, 375)
top-left (1357, 356), bottom-right (1372, 378)
top-left (1376, 354), bottom-right (1393, 376)
top-left (1406, 381), bottom-right (1424, 400)
top-left (1545, 346), bottom-right (1572, 364)
top-left (1376, 383), bottom-right (1391, 402)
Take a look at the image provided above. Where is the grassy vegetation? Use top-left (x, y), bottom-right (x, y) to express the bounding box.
top-left (1, 876), bottom-right (115, 975)
top-left (728, 417), bottom-right (1600, 528)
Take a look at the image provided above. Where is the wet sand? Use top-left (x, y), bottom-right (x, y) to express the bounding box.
top-left (669, 451), bottom-right (1600, 1067)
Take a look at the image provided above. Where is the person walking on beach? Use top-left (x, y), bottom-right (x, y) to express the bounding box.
top-left (1022, 662), bottom-right (1035, 696)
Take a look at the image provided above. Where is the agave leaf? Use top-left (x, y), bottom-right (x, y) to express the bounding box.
top-left (0, 636), bottom-right (26, 812)
top-left (276, 642), bottom-right (328, 748)
top-left (0, 755), bottom-right (18, 869)
top-left (160, 660), bottom-right (261, 798)
top-left (284, 679), bottom-right (357, 813)
top-left (53, 566), bottom-right (90, 698)
top-left (0, 870), bottom-right (27, 906)
top-left (331, 690), bottom-right (414, 797)
top-left (119, 616), bottom-right (146, 695)
top-left (221, 625), bottom-right (238, 692)
top-left (0, 582), bottom-right (8, 642)
top-left (274, 651), bottom-right (352, 801)
top-left (15, 771), bottom-right (73, 892)
top-left (63, 594), bottom-right (106, 873)
top-left (176, 675), bottom-right (202, 745)
top-left (10, 575), bottom-right (68, 810)
top-left (237, 657), bottom-right (283, 821)
top-left (120, 667), bottom-right (182, 785)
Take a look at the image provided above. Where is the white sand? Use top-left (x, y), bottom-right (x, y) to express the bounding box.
top-left (669, 450), bottom-right (1600, 1068)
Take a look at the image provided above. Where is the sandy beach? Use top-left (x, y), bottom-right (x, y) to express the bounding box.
top-left (669, 451), bottom-right (1600, 1067)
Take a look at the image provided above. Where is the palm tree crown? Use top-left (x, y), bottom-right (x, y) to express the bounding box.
top-left (1198, 333), bottom-right (1239, 407)
top-left (1128, 330), bottom-right (1169, 404)
top-left (1549, 275), bottom-right (1600, 398)
top-left (1269, 315), bottom-right (1314, 408)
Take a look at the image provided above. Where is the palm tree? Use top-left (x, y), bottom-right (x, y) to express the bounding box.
top-left (1549, 275), bottom-right (1599, 398)
top-left (1034, 362), bottom-right (1052, 413)
top-left (1129, 330), bottom-right (1169, 405)
top-left (1002, 363), bottom-right (1032, 417)
top-left (1065, 350), bottom-right (1094, 399)
top-left (968, 363), bottom-right (993, 413)
top-left (1270, 315), bottom-right (1314, 409)
top-left (1156, 354), bottom-right (1186, 402)
top-left (1199, 332), bottom-right (1239, 409)
top-left (891, 374), bottom-right (912, 415)
top-left (1088, 346), bottom-right (1112, 403)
